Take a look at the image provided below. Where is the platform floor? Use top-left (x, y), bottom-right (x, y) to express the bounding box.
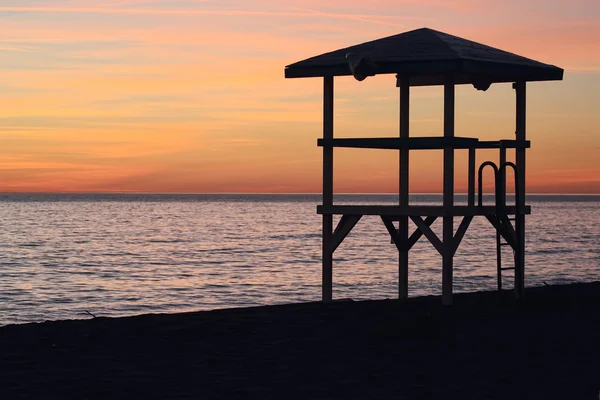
top-left (318, 204), bottom-right (531, 217)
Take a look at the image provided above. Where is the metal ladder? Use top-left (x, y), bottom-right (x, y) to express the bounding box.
top-left (478, 156), bottom-right (521, 292)
top-left (496, 217), bottom-right (516, 291)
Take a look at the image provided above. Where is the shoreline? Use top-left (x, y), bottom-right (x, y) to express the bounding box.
top-left (1, 282), bottom-right (599, 399)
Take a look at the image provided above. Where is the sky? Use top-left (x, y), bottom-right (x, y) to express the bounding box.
top-left (1, 0), bottom-right (599, 193)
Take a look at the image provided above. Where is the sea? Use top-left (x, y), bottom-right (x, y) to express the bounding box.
top-left (0, 193), bottom-right (598, 326)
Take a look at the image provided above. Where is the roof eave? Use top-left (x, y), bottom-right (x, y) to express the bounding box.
top-left (460, 59), bottom-right (564, 82)
top-left (285, 59), bottom-right (463, 79)
top-left (285, 59), bottom-right (564, 84)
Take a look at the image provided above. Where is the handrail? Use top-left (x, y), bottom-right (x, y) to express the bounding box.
top-left (478, 140), bottom-right (530, 149)
top-left (478, 160), bottom-right (521, 214)
top-left (499, 162), bottom-right (520, 215)
top-left (477, 161), bottom-right (499, 207)
top-left (317, 137), bottom-right (530, 150)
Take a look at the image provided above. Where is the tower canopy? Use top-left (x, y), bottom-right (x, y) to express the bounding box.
top-left (284, 28), bottom-right (563, 87)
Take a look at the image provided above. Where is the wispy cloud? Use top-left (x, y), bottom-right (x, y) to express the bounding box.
top-left (0, 6), bottom-right (304, 16)
top-left (294, 8), bottom-right (410, 28)
top-left (0, 5), bottom-right (427, 27)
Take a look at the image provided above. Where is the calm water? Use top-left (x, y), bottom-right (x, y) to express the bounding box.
top-left (0, 193), bottom-right (598, 325)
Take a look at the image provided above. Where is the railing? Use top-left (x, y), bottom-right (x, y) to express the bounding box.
top-left (317, 136), bottom-right (527, 216)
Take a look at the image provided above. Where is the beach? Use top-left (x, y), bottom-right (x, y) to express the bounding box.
top-left (1, 281), bottom-right (598, 399)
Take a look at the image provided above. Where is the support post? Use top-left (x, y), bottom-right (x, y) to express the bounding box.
top-left (398, 76), bottom-right (410, 300)
top-left (468, 148), bottom-right (475, 207)
top-left (322, 76), bottom-right (334, 302)
top-left (442, 76), bottom-right (455, 306)
top-left (499, 144), bottom-right (507, 207)
top-left (514, 81), bottom-right (526, 299)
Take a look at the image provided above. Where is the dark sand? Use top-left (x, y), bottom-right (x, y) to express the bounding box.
top-left (1, 282), bottom-right (599, 399)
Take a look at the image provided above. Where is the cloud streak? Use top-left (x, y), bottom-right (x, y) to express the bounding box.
top-left (0, 5), bottom-right (430, 28)
top-left (295, 8), bottom-right (408, 28)
top-left (0, 6), bottom-right (403, 19)
top-left (0, 6), bottom-right (307, 16)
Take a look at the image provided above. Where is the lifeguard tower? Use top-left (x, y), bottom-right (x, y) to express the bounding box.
top-left (284, 28), bottom-right (563, 305)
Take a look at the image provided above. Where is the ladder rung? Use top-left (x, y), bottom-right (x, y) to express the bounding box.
top-left (501, 267), bottom-right (515, 271)
top-left (500, 243), bottom-right (511, 246)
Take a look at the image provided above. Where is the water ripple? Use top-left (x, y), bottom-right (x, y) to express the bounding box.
top-left (0, 194), bottom-right (599, 325)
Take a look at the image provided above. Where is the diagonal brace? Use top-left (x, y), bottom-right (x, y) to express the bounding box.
top-left (332, 214), bottom-right (362, 253)
top-left (452, 216), bottom-right (473, 255)
top-left (499, 214), bottom-right (517, 246)
top-left (410, 216), bottom-right (444, 256)
top-left (381, 216), bottom-right (404, 251)
top-left (385, 216), bottom-right (437, 251)
top-left (486, 216), bottom-right (516, 249)
top-left (408, 216), bottom-right (437, 250)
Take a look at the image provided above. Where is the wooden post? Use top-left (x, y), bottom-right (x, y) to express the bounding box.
top-left (468, 148), bottom-right (475, 207)
top-left (442, 76), bottom-right (455, 306)
top-left (322, 76), bottom-right (334, 302)
top-left (399, 76), bottom-right (410, 300)
top-left (514, 81), bottom-right (526, 299)
top-left (499, 144), bottom-right (507, 207)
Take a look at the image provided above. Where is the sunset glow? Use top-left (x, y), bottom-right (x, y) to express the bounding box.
top-left (1, 0), bottom-right (599, 193)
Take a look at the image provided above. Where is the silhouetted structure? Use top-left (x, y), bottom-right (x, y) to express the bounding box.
top-left (285, 28), bottom-right (563, 305)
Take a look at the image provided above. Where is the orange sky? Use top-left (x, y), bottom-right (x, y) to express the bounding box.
top-left (1, 0), bottom-right (599, 193)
